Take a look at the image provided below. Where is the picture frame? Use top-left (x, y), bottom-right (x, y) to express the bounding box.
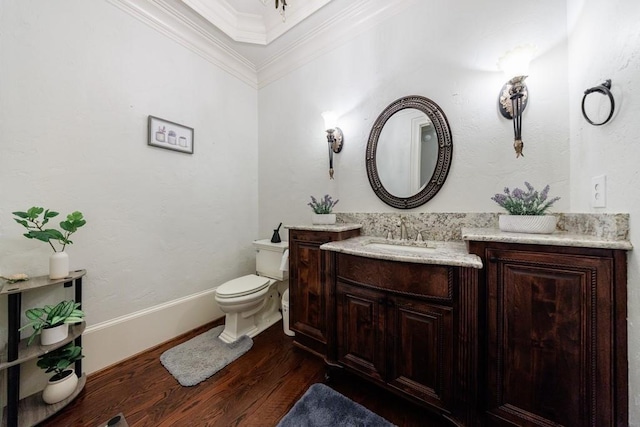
top-left (148, 115), bottom-right (194, 154)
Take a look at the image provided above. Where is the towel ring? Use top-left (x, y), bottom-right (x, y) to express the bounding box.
top-left (581, 79), bottom-right (615, 126)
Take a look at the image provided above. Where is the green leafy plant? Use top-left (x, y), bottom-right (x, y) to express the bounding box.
top-left (308, 194), bottom-right (339, 214)
top-left (37, 342), bottom-right (84, 379)
top-left (491, 182), bottom-right (560, 215)
top-left (12, 207), bottom-right (86, 252)
top-left (19, 300), bottom-right (85, 345)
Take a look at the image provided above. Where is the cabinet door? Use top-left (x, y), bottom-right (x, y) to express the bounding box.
top-left (486, 248), bottom-right (614, 426)
top-left (387, 296), bottom-right (453, 411)
top-left (289, 238), bottom-right (328, 344)
top-left (336, 281), bottom-right (386, 383)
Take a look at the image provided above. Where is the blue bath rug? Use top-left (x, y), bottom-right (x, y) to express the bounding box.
top-left (159, 325), bottom-right (253, 387)
top-left (277, 383), bottom-right (395, 427)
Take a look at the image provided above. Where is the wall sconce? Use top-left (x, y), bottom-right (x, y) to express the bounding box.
top-left (322, 111), bottom-right (344, 179)
top-left (498, 46), bottom-right (535, 158)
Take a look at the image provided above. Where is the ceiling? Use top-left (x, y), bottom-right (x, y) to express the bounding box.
top-left (180, 0), bottom-right (333, 46)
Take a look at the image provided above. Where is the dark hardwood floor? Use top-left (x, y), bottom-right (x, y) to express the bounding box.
top-left (41, 319), bottom-right (451, 426)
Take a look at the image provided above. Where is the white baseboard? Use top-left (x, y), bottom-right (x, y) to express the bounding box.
top-left (83, 288), bottom-right (223, 374)
top-left (12, 289), bottom-right (222, 400)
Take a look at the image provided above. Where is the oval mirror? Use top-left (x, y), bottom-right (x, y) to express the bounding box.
top-left (366, 95), bottom-right (453, 209)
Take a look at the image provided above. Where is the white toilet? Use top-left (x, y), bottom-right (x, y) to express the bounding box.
top-left (215, 239), bottom-right (289, 343)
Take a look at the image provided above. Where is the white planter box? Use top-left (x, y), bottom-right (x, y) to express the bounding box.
top-left (311, 213), bottom-right (336, 225)
top-left (499, 215), bottom-right (557, 234)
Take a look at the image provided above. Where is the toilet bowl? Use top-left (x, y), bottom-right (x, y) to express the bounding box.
top-left (214, 239), bottom-right (288, 343)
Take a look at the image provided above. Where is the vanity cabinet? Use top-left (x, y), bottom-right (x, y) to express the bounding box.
top-left (288, 227), bottom-right (360, 357)
top-left (467, 241), bottom-right (628, 427)
top-left (1, 270), bottom-right (87, 427)
top-left (336, 281), bottom-right (454, 411)
top-left (331, 253), bottom-right (480, 425)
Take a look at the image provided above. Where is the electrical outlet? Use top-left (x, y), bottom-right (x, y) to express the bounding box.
top-left (591, 175), bottom-right (606, 208)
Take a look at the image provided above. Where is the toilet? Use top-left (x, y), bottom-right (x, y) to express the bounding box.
top-left (215, 239), bottom-right (289, 343)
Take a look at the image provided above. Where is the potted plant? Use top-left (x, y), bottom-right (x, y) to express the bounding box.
top-left (37, 342), bottom-right (84, 404)
top-left (12, 207), bottom-right (86, 279)
top-left (491, 182), bottom-right (561, 234)
top-left (19, 300), bottom-right (85, 346)
top-left (308, 194), bottom-right (339, 225)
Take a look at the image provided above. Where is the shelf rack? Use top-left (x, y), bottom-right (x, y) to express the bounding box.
top-left (1, 269), bottom-right (86, 427)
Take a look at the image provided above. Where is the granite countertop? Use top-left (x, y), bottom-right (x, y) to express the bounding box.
top-left (321, 236), bottom-right (483, 269)
top-left (285, 223), bottom-right (363, 232)
top-left (462, 227), bottom-right (633, 250)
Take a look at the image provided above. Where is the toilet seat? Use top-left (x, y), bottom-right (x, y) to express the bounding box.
top-left (216, 274), bottom-right (272, 299)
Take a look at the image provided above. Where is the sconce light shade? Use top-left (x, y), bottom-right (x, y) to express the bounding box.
top-left (498, 46), bottom-right (533, 79)
top-left (321, 111), bottom-right (344, 179)
top-left (497, 46), bottom-right (535, 158)
top-left (322, 111), bottom-right (338, 131)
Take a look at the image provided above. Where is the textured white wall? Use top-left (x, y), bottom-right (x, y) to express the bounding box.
top-left (567, 0), bottom-right (640, 423)
top-left (0, 0), bottom-right (259, 327)
top-left (1, 0), bottom-right (636, 419)
top-left (258, 0), bottom-right (571, 240)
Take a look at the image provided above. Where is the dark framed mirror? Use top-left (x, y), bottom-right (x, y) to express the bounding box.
top-left (366, 95), bottom-right (453, 209)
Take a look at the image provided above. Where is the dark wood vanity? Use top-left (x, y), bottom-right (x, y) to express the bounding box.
top-left (288, 227), bottom-right (361, 357)
top-left (466, 240), bottom-right (628, 427)
top-left (288, 226), bottom-right (629, 427)
top-left (332, 253), bottom-right (480, 426)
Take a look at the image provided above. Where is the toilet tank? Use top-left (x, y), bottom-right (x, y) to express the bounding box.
top-left (253, 239), bottom-right (289, 281)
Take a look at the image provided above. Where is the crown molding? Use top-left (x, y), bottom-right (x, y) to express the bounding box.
top-left (181, 0), bottom-right (268, 44)
top-left (263, 0), bottom-right (333, 45)
top-left (256, 0), bottom-right (415, 88)
top-left (180, 0), bottom-right (333, 46)
top-left (106, 0), bottom-right (258, 88)
top-left (105, 0), bottom-right (414, 90)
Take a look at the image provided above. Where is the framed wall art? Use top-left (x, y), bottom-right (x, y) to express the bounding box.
top-left (148, 115), bottom-right (194, 154)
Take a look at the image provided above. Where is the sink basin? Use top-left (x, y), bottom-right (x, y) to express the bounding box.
top-left (364, 242), bottom-right (436, 254)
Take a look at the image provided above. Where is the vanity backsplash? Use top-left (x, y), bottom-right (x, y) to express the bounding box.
top-left (335, 212), bottom-right (629, 242)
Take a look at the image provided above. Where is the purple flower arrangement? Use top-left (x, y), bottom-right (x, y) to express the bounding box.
top-left (491, 182), bottom-right (560, 215)
top-left (308, 194), bottom-right (339, 214)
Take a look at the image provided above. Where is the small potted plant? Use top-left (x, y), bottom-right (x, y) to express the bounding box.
top-left (12, 207), bottom-right (86, 279)
top-left (19, 300), bottom-right (85, 346)
top-left (308, 194), bottom-right (339, 225)
top-left (491, 182), bottom-right (561, 234)
top-left (37, 342), bottom-right (84, 404)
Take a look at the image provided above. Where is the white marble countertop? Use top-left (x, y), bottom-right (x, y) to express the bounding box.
top-left (462, 227), bottom-right (633, 250)
top-left (285, 223), bottom-right (363, 232)
top-left (321, 236), bottom-right (483, 269)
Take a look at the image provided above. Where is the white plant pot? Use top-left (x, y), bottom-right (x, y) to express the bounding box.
top-left (49, 251), bottom-right (69, 280)
top-left (499, 214), bottom-right (558, 234)
top-left (41, 323), bottom-right (69, 346)
top-left (42, 368), bottom-right (78, 404)
top-left (312, 213), bottom-right (336, 225)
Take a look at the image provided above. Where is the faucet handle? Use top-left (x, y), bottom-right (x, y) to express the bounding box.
top-left (415, 230), bottom-right (429, 242)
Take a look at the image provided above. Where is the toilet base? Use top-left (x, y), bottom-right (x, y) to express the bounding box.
top-left (218, 289), bottom-right (282, 344)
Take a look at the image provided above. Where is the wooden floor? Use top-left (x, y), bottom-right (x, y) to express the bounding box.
top-left (41, 320), bottom-right (451, 427)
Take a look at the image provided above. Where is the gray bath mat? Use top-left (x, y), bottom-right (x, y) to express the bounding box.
top-left (160, 325), bottom-right (253, 386)
top-left (277, 383), bottom-right (395, 427)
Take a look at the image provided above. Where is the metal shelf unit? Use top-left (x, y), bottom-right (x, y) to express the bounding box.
top-left (1, 270), bottom-right (86, 427)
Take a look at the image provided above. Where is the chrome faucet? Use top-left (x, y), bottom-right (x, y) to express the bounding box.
top-left (399, 216), bottom-right (409, 240)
